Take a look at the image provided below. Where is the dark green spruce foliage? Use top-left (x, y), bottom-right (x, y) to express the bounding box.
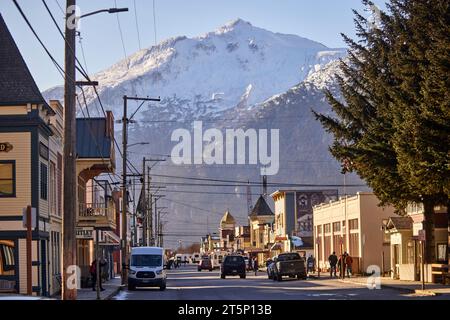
top-left (313, 0), bottom-right (449, 262)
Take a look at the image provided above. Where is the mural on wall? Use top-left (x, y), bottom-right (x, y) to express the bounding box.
top-left (294, 190), bottom-right (338, 248)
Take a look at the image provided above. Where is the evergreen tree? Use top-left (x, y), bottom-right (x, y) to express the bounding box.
top-left (313, 0), bottom-right (449, 262)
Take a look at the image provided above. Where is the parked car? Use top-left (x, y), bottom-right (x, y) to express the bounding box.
top-left (266, 257), bottom-right (276, 279)
top-left (191, 253), bottom-right (201, 263)
top-left (127, 247), bottom-right (167, 291)
top-left (272, 252), bottom-right (307, 281)
top-left (198, 258), bottom-right (213, 272)
top-left (220, 255), bottom-right (246, 279)
top-left (243, 256), bottom-right (251, 271)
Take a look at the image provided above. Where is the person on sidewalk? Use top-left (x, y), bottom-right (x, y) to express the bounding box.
top-left (90, 258), bottom-right (106, 291)
top-left (307, 255), bottom-right (315, 274)
top-left (338, 254), bottom-right (346, 279)
top-left (328, 252), bottom-right (338, 278)
top-left (253, 258), bottom-right (259, 276)
top-left (345, 253), bottom-right (353, 278)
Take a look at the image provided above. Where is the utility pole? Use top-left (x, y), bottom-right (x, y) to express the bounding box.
top-left (63, 0), bottom-right (77, 300)
top-left (147, 167), bottom-right (152, 245)
top-left (141, 158), bottom-right (147, 246)
top-left (121, 96), bottom-right (160, 284)
top-left (132, 177), bottom-right (137, 247)
top-left (121, 96), bottom-right (128, 286)
top-left (154, 198), bottom-right (158, 247)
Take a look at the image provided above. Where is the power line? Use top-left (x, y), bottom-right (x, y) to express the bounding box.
top-left (54, 0), bottom-right (65, 15)
top-left (113, 0), bottom-right (128, 62)
top-left (12, 0), bottom-right (67, 81)
top-left (152, 0), bottom-right (157, 46)
top-left (137, 172), bottom-right (365, 187)
top-left (133, 0), bottom-right (141, 50)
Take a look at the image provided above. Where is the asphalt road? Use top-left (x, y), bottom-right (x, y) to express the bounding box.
top-left (112, 265), bottom-right (447, 300)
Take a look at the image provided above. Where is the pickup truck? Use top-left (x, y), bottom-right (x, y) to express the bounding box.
top-left (272, 252), bottom-right (307, 281)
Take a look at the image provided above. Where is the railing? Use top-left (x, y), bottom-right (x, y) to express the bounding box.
top-left (78, 200), bottom-right (116, 226)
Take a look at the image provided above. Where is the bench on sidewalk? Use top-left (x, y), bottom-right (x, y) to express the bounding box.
top-left (431, 264), bottom-right (449, 285)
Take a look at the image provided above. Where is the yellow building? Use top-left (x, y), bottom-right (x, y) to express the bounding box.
top-left (75, 114), bottom-right (117, 287)
top-left (271, 189), bottom-right (338, 257)
top-left (248, 196), bottom-right (274, 264)
top-left (384, 203), bottom-right (448, 283)
top-left (0, 14), bottom-right (62, 296)
top-left (313, 192), bottom-right (395, 274)
top-left (219, 211), bottom-right (236, 251)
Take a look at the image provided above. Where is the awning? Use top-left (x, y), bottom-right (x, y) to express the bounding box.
top-left (275, 235), bottom-right (288, 241)
top-left (270, 243), bottom-right (283, 251)
top-left (99, 231), bottom-right (121, 246)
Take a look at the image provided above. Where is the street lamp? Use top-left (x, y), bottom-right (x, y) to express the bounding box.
top-left (80, 8), bottom-right (129, 19)
top-left (62, 0), bottom-right (129, 300)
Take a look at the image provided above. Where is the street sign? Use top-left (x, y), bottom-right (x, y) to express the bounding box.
top-left (22, 207), bottom-right (37, 229)
top-left (418, 229), bottom-right (426, 242)
top-left (76, 227), bottom-right (94, 239)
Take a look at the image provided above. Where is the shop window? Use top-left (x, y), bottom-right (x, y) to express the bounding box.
top-left (0, 240), bottom-right (15, 276)
top-left (349, 219), bottom-right (359, 230)
top-left (49, 162), bottom-right (56, 215)
top-left (0, 161), bottom-right (15, 197)
top-left (406, 241), bottom-right (415, 264)
top-left (324, 223), bottom-right (331, 234)
top-left (40, 162), bottom-right (48, 200)
top-left (333, 235), bottom-right (343, 255)
top-left (349, 233), bottom-right (360, 257)
top-left (437, 244), bottom-right (447, 262)
top-left (333, 222), bottom-right (341, 232)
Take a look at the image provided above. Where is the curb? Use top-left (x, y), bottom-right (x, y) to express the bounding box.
top-left (104, 285), bottom-right (123, 300)
top-left (340, 278), bottom-right (443, 296)
top-left (414, 290), bottom-right (438, 296)
top-left (339, 278), bottom-right (416, 294)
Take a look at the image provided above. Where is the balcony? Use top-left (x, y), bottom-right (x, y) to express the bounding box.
top-left (77, 199), bottom-right (116, 230)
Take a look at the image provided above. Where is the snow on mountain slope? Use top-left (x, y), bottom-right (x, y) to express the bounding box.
top-left (43, 18), bottom-right (345, 118)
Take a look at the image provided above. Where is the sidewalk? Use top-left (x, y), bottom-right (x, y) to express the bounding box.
top-left (339, 275), bottom-right (450, 296)
top-left (77, 276), bottom-right (122, 300)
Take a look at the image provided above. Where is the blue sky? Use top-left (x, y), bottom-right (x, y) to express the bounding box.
top-left (0, 0), bottom-right (387, 90)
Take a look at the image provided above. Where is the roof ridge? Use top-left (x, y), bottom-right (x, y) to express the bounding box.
top-left (0, 14), bottom-right (49, 108)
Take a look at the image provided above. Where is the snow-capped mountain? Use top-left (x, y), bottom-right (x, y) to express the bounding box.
top-left (43, 18), bottom-right (345, 118)
top-left (43, 20), bottom-right (368, 248)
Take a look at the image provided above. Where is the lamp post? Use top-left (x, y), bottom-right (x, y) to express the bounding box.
top-left (62, 1), bottom-right (128, 300)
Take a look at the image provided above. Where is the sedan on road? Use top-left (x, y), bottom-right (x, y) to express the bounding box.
top-left (198, 258), bottom-right (213, 272)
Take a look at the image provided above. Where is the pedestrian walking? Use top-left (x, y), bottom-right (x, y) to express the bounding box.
top-left (307, 255), bottom-right (315, 273)
top-left (345, 253), bottom-right (353, 278)
top-left (338, 254), bottom-right (346, 279)
top-left (328, 252), bottom-right (338, 278)
top-left (90, 258), bottom-right (106, 291)
top-left (253, 258), bottom-right (258, 276)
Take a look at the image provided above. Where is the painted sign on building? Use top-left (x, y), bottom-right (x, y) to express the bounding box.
top-left (295, 190), bottom-right (338, 248)
top-left (0, 142), bottom-right (13, 152)
top-left (76, 227), bottom-right (94, 239)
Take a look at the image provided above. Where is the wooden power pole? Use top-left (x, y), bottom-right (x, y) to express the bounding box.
top-left (121, 96), bottom-right (160, 285)
top-left (62, 0), bottom-right (77, 300)
top-left (141, 158), bottom-right (147, 246)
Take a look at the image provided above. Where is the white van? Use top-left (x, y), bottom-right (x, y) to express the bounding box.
top-left (128, 247), bottom-right (166, 291)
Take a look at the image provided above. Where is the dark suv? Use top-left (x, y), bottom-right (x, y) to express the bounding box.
top-left (220, 255), bottom-right (246, 279)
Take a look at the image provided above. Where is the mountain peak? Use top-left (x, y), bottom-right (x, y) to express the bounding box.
top-left (216, 18), bottom-right (253, 34)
